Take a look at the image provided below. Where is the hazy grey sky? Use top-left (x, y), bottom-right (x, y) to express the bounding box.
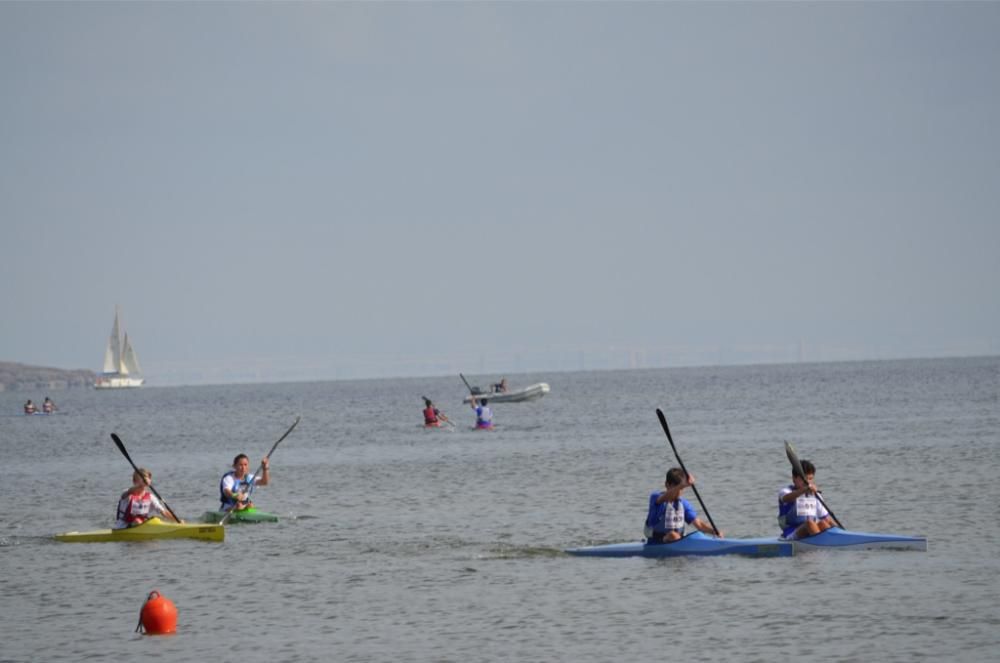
top-left (2, 2), bottom-right (998, 385)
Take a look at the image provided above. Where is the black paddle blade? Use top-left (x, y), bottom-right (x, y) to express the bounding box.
top-left (111, 433), bottom-right (138, 472)
top-left (785, 441), bottom-right (807, 479)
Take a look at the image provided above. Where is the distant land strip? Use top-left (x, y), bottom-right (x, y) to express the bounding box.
top-left (0, 361), bottom-right (95, 392)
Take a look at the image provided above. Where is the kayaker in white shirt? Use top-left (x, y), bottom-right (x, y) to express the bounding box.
top-left (115, 468), bottom-right (182, 528)
top-left (220, 454), bottom-right (270, 511)
top-left (470, 397), bottom-right (494, 430)
top-left (777, 459), bottom-right (835, 539)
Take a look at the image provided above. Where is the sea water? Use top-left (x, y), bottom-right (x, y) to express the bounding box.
top-left (1, 357), bottom-right (998, 661)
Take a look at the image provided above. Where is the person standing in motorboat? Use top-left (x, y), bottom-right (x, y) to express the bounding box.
top-left (492, 377), bottom-right (508, 393)
top-left (644, 468), bottom-right (722, 543)
top-left (115, 467), bottom-right (182, 528)
top-left (777, 458), bottom-right (835, 539)
top-left (220, 453), bottom-right (270, 512)
top-left (471, 397), bottom-right (494, 430)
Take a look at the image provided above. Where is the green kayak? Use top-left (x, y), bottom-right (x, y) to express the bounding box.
top-left (201, 507), bottom-right (279, 524)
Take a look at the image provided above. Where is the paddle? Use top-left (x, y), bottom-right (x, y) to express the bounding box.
top-left (655, 408), bottom-right (721, 537)
top-left (784, 440), bottom-right (844, 529)
top-left (219, 416), bottom-right (300, 525)
top-left (110, 433), bottom-right (183, 524)
top-left (459, 373), bottom-right (477, 399)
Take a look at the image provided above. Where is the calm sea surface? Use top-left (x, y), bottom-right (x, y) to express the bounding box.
top-left (2, 357), bottom-right (998, 662)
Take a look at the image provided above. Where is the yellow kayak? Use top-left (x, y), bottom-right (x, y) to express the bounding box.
top-left (54, 517), bottom-right (224, 543)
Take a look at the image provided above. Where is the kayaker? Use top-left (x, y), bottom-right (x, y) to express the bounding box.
top-left (423, 398), bottom-right (450, 427)
top-left (114, 468), bottom-right (182, 528)
top-left (644, 468), bottom-right (722, 543)
top-left (42, 397), bottom-right (56, 413)
top-left (471, 397), bottom-right (493, 430)
top-left (777, 458), bottom-right (835, 539)
top-left (220, 453), bottom-right (270, 512)
top-left (24, 399), bottom-right (36, 414)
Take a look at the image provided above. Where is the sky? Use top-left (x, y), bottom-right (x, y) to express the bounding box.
top-left (1, 1), bottom-right (998, 386)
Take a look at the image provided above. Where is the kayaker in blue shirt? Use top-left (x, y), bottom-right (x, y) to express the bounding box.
top-left (471, 397), bottom-right (493, 430)
top-left (644, 468), bottom-right (722, 543)
top-left (220, 453), bottom-right (270, 512)
top-left (777, 459), bottom-right (834, 539)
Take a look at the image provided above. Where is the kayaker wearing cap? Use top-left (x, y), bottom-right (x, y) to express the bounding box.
top-left (644, 467), bottom-right (722, 543)
top-left (220, 453), bottom-right (270, 512)
top-left (24, 399), bottom-right (36, 414)
top-left (115, 468), bottom-right (181, 528)
top-left (470, 396), bottom-right (493, 430)
top-left (777, 458), bottom-right (834, 539)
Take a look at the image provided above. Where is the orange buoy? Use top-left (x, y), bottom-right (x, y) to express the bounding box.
top-left (138, 590), bottom-right (177, 635)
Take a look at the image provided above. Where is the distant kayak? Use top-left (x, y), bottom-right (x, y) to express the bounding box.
top-left (54, 517), bottom-right (224, 543)
top-left (565, 531), bottom-right (793, 558)
top-left (201, 507), bottom-right (279, 524)
top-left (789, 527), bottom-right (926, 552)
top-left (463, 383), bottom-right (550, 404)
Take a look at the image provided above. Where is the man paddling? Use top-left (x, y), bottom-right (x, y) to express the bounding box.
top-left (220, 453), bottom-right (270, 512)
top-left (777, 459), bottom-right (835, 539)
top-left (644, 468), bottom-right (723, 543)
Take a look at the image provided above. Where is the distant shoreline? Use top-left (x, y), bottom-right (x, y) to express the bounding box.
top-left (0, 361), bottom-right (95, 392)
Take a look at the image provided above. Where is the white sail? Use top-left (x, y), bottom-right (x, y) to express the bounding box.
top-left (95, 306), bottom-right (144, 388)
top-left (103, 309), bottom-right (122, 373)
top-left (122, 333), bottom-right (142, 376)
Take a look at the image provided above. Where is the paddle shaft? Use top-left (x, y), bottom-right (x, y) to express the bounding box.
top-left (784, 441), bottom-right (844, 528)
top-left (459, 373), bottom-right (476, 397)
top-left (110, 433), bottom-right (183, 523)
top-left (655, 409), bottom-right (721, 537)
top-left (220, 416), bottom-right (300, 525)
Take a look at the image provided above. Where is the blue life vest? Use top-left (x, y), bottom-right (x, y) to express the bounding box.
top-left (219, 470), bottom-right (255, 509)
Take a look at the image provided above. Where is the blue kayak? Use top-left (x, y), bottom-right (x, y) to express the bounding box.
top-left (565, 531), bottom-right (794, 558)
top-left (790, 527), bottom-right (926, 552)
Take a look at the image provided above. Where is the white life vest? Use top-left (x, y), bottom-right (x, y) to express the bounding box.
top-left (663, 500), bottom-right (686, 532)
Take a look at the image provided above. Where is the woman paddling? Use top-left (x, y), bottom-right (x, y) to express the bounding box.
top-left (115, 468), bottom-right (182, 528)
top-left (220, 453), bottom-right (270, 512)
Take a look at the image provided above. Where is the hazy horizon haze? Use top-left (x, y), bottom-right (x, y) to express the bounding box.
top-left (2, 2), bottom-right (998, 386)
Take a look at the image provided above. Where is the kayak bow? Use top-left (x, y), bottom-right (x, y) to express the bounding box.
top-left (790, 527), bottom-right (926, 552)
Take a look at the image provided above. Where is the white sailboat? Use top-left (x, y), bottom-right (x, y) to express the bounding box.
top-left (94, 307), bottom-right (144, 388)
